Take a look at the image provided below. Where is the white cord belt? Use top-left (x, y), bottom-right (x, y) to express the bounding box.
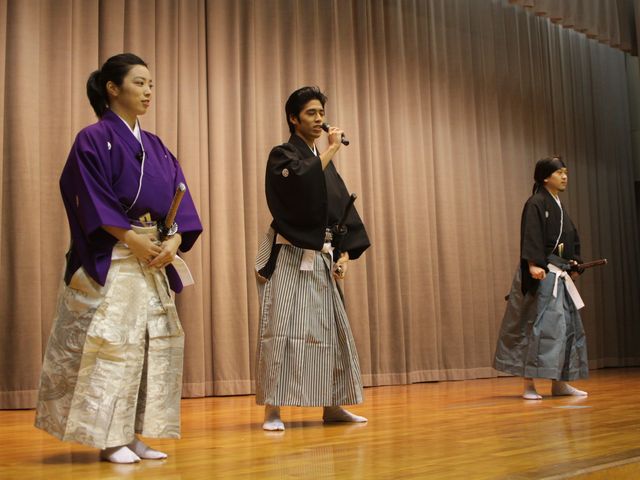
top-left (547, 263), bottom-right (585, 310)
top-left (275, 234), bottom-right (333, 271)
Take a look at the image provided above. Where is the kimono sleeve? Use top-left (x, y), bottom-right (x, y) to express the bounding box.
top-left (571, 223), bottom-right (583, 264)
top-left (60, 128), bottom-right (131, 243)
top-left (520, 199), bottom-right (547, 270)
top-left (339, 208), bottom-right (370, 260)
top-left (265, 144), bottom-right (327, 250)
top-left (326, 165), bottom-right (370, 260)
top-left (165, 158), bottom-right (202, 293)
top-left (163, 145), bottom-right (203, 253)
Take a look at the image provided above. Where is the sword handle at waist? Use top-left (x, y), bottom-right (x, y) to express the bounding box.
top-left (572, 258), bottom-right (607, 271)
top-left (158, 183), bottom-right (186, 241)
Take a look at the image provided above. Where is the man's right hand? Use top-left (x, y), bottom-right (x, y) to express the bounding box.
top-left (529, 265), bottom-right (546, 280)
top-left (327, 125), bottom-right (344, 149)
top-left (320, 126), bottom-right (344, 170)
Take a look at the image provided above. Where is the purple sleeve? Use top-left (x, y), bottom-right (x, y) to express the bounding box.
top-left (156, 141), bottom-right (203, 253)
top-left (162, 147), bottom-right (203, 293)
top-left (60, 129), bottom-right (131, 242)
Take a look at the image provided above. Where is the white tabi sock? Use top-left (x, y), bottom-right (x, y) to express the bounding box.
top-left (322, 406), bottom-right (368, 423)
top-left (523, 378), bottom-right (542, 400)
top-left (551, 380), bottom-right (588, 397)
top-left (263, 405), bottom-right (285, 431)
top-left (127, 437), bottom-right (168, 460)
top-left (100, 446), bottom-right (141, 464)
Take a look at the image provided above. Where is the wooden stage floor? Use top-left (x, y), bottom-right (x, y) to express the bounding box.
top-left (1, 368), bottom-right (639, 479)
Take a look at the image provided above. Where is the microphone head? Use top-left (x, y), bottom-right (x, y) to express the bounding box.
top-left (321, 122), bottom-right (330, 132)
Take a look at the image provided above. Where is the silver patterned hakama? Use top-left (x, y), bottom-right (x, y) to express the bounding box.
top-left (35, 226), bottom-right (184, 449)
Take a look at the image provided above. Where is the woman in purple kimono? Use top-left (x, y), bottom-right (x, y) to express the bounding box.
top-left (35, 53), bottom-right (202, 463)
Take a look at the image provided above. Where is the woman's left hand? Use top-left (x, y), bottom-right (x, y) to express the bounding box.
top-left (149, 233), bottom-right (182, 269)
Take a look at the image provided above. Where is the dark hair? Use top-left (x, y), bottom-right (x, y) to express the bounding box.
top-left (86, 53), bottom-right (148, 117)
top-left (532, 155), bottom-right (566, 194)
top-left (285, 86), bottom-right (327, 134)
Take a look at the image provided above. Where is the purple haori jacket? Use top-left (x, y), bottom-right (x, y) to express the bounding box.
top-left (60, 109), bottom-right (202, 293)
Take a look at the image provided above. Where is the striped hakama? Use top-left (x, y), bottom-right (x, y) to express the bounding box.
top-left (255, 228), bottom-right (364, 407)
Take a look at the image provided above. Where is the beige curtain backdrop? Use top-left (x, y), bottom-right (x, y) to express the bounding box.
top-left (510, 0), bottom-right (637, 53)
top-left (1, 0), bottom-right (639, 409)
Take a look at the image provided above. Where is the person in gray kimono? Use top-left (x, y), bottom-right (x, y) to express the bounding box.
top-left (494, 156), bottom-right (589, 400)
top-left (255, 86), bottom-right (371, 431)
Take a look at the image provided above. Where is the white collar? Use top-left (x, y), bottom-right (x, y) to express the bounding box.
top-left (115, 113), bottom-right (142, 145)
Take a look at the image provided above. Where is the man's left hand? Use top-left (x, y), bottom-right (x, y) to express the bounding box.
top-left (333, 251), bottom-right (349, 280)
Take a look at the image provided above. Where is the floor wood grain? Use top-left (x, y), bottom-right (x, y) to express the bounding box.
top-left (1, 368), bottom-right (639, 479)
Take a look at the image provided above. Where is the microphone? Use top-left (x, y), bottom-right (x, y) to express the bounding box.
top-left (321, 122), bottom-right (350, 146)
top-left (136, 151), bottom-right (144, 162)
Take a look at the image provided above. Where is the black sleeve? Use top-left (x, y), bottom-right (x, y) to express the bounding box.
top-left (337, 205), bottom-right (370, 260)
top-left (572, 226), bottom-right (583, 264)
top-left (519, 198), bottom-right (547, 295)
top-left (265, 144), bottom-right (328, 250)
top-left (324, 163), bottom-right (370, 260)
top-left (520, 200), bottom-right (547, 270)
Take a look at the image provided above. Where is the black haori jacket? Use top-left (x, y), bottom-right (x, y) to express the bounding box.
top-left (520, 187), bottom-right (582, 295)
top-left (265, 133), bottom-right (370, 262)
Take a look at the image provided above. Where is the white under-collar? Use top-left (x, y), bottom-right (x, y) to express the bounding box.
top-left (115, 113), bottom-right (142, 145)
top-left (113, 113), bottom-right (145, 214)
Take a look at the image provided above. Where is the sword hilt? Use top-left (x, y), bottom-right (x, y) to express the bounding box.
top-left (158, 183), bottom-right (186, 241)
top-left (165, 183), bottom-right (186, 228)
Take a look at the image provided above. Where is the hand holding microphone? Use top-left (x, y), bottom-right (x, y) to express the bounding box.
top-left (321, 122), bottom-right (350, 146)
